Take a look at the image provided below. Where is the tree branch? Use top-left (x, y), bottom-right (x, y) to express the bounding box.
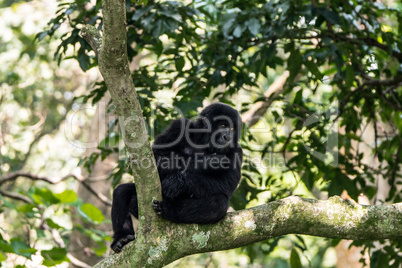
top-left (0, 190), bottom-right (33, 204)
top-left (325, 33), bottom-right (402, 61)
top-left (94, 195), bottom-right (402, 267)
top-left (0, 171), bottom-right (112, 206)
top-left (80, 25), bottom-right (102, 57)
top-left (242, 71), bottom-right (290, 127)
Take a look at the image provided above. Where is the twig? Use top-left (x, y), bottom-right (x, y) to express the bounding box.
top-left (0, 171), bottom-right (112, 206)
top-left (242, 71), bottom-right (290, 127)
top-left (282, 129), bottom-right (298, 178)
top-left (390, 143), bottom-right (402, 187)
top-left (0, 190), bottom-right (33, 204)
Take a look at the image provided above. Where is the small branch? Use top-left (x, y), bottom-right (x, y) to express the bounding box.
top-left (390, 143), bottom-right (402, 187)
top-left (0, 171), bottom-right (66, 185)
top-left (282, 129), bottom-right (298, 179)
top-left (79, 178), bottom-right (112, 206)
top-left (67, 254), bottom-right (92, 268)
top-left (21, 101), bottom-right (72, 167)
top-left (326, 33), bottom-right (402, 61)
top-left (80, 25), bottom-right (102, 57)
top-left (0, 171), bottom-right (112, 206)
top-left (362, 75), bottom-right (402, 87)
top-left (0, 190), bottom-right (33, 204)
top-left (242, 71), bottom-right (290, 127)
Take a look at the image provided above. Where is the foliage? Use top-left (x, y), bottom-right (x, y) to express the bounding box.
top-left (1, 0), bottom-right (402, 266)
top-left (0, 2), bottom-right (109, 266)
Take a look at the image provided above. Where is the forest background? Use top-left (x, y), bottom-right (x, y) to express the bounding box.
top-left (0, 0), bottom-right (401, 267)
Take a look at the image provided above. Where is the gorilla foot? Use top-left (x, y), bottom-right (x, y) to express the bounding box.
top-left (153, 200), bottom-right (163, 215)
top-left (111, 234), bottom-right (135, 253)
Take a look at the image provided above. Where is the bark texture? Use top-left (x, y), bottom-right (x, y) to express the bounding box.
top-left (93, 196), bottom-right (402, 267)
top-left (81, 0), bottom-right (163, 229)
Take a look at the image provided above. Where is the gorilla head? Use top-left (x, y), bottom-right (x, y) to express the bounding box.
top-left (189, 103), bottom-right (242, 154)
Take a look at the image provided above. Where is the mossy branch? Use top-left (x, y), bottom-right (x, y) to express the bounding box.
top-left (94, 196), bottom-right (402, 267)
top-left (80, 25), bottom-right (102, 57)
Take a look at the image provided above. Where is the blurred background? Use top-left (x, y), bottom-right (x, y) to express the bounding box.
top-left (0, 0), bottom-right (401, 267)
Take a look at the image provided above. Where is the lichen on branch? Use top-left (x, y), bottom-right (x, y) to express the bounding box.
top-left (94, 196), bottom-right (402, 267)
top-left (79, 25), bottom-right (102, 57)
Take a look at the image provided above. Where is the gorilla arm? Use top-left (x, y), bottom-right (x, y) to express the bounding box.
top-left (160, 171), bottom-right (189, 199)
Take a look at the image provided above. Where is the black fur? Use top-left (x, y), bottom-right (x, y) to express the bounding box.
top-left (111, 103), bottom-right (242, 253)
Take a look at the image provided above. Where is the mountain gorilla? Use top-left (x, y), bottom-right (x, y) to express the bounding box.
top-left (111, 103), bottom-right (242, 253)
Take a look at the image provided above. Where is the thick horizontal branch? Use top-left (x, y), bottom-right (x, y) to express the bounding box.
top-left (171, 196), bottom-right (402, 261)
top-left (95, 195), bottom-right (402, 267)
top-left (0, 171), bottom-right (111, 206)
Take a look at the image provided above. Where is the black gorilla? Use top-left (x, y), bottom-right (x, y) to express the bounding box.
top-left (111, 103), bottom-right (242, 253)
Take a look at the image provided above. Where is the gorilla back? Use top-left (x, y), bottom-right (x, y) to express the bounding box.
top-left (111, 103), bottom-right (242, 253)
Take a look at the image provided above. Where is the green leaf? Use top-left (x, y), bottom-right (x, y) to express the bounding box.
top-left (41, 248), bottom-right (68, 267)
top-left (345, 65), bottom-right (354, 90)
top-left (94, 242), bottom-right (108, 256)
top-left (99, 132), bottom-right (120, 148)
top-left (80, 203), bottom-right (105, 223)
top-left (18, 204), bottom-right (35, 213)
top-left (247, 18), bottom-right (261, 36)
top-left (0, 236), bottom-right (13, 253)
top-left (233, 24), bottom-right (245, 38)
top-left (302, 168), bottom-right (314, 190)
top-left (152, 19), bottom-right (163, 39)
top-left (37, 31), bottom-right (48, 41)
top-left (290, 248), bottom-right (302, 268)
top-left (221, 13), bottom-right (236, 37)
top-left (160, 9), bottom-right (182, 22)
top-left (136, 0), bottom-right (148, 5)
top-left (132, 5), bottom-right (152, 21)
top-left (0, 194), bottom-right (16, 209)
top-left (294, 89), bottom-right (303, 104)
top-left (288, 49), bottom-right (302, 83)
top-left (77, 51), bottom-right (89, 72)
top-left (305, 59), bottom-right (323, 80)
top-left (154, 41), bottom-right (164, 57)
top-left (54, 190), bottom-right (77, 203)
top-left (46, 218), bottom-right (63, 229)
top-left (35, 228), bottom-right (46, 239)
top-left (0, 252), bottom-right (6, 262)
top-left (175, 56), bottom-right (185, 72)
top-left (316, 8), bottom-right (342, 25)
top-left (393, 112), bottom-right (402, 133)
top-left (10, 238), bottom-right (36, 259)
top-left (32, 188), bottom-right (59, 205)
